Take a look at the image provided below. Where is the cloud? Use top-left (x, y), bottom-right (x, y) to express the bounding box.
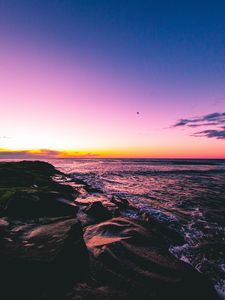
top-left (173, 112), bottom-right (225, 128)
top-left (0, 149), bottom-right (59, 159)
top-left (0, 149), bottom-right (99, 159)
top-left (172, 112), bottom-right (225, 140)
top-left (193, 129), bottom-right (225, 139)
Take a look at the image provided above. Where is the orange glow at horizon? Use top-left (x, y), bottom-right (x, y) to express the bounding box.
top-left (0, 145), bottom-right (225, 159)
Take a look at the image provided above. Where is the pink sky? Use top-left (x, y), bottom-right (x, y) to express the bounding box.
top-left (1, 38), bottom-right (225, 158)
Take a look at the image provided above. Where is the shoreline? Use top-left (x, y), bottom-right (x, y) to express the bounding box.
top-left (0, 160), bottom-right (221, 300)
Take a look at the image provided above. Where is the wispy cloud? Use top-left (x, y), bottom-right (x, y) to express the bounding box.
top-left (173, 112), bottom-right (225, 128)
top-left (0, 149), bottom-right (99, 159)
top-left (192, 129), bottom-right (225, 139)
top-left (172, 112), bottom-right (225, 139)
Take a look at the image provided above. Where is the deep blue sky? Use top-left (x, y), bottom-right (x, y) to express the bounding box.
top-left (1, 0), bottom-right (225, 87)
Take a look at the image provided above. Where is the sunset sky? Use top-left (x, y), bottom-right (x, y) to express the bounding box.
top-left (0, 0), bottom-right (225, 158)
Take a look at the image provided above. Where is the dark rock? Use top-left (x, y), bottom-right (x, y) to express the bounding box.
top-left (0, 217), bottom-right (89, 300)
top-left (4, 191), bottom-right (79, 218)
top-left (75, 195), bottom-right (120, 217)
top-left (84, 217), bottom-right (219, 300)
top-left (111, 196), bottom-right (129, 209)
top-left (140, 212), bottom-right (185, 246)
top-left (69, 282), bottom-right (130, 300)
top-left (0, 161), bottom-right (79, 218)
top-left (0, 160), bottom-right (59, 187)
top-left (84, 201), bottom-right (112, 222)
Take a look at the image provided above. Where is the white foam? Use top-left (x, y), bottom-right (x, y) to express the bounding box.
top-left (216, 281), bottom-right (225, 300)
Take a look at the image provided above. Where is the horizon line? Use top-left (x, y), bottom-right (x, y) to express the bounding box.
top-left (1, 157), bottom-right (225, 160)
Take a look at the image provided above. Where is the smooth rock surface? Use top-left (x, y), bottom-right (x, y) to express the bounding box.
top-left (84, 217), bottom-right (219, 300)
top-left (0, 217), bottom-right (89, 300)
top-left (84, 201), bottom-right (112, 222)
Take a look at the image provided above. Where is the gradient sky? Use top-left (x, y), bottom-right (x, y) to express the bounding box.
top-left (0, 0), bottom-right (225, 158)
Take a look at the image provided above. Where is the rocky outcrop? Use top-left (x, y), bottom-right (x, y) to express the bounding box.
top-left (4, 191), bottom-right (79, 217)
top-left (0, 161), bottom-right (79, 218)
top-left (84, 217), bottom-right (219, 300)
top-left (0, 217), bottom-right (89, 300)
top-left (75, 195), bottom-right (121, 226)
top-left (84, 201), bottom-right (112, 222)
top-left (111, 195), bottom-right (129, 209)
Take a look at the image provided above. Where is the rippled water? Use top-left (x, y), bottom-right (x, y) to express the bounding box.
top-left (50, 158), bottom-right (225, 298)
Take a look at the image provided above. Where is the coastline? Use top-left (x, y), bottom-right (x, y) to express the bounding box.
top-left (0, 160), bottom-right (221, 300)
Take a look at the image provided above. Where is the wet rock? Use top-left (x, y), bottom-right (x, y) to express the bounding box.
top-left (0, 161), bottom-right (58, 187)
top-left (73, 177), bottom-right (103, 194)
top-left (75, 194), bottom-right (119, 213)
top-left (84, 201), bottom-right (112, 222)
top-left (84, 217), bottom-right (219, 300)
top-left (0, 161), bottom-right (79, 218)
top-left (0, 217), bottom-right (89, 300)
top-left (111, 195), bottom-right (129, 209)
top-left (140, 211), bottom-right (185, 246)
top-left (4, 191), bottom-right (79, 218)
top-left (75, 194), bottom-right (115, 208)
top-left (69, 282), bottom-right (130, 300)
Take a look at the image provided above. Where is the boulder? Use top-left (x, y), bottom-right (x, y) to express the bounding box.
top-left (84, 217), bottom-right (219, 300)
top-left (0, 161), bottom-right (79, 218)
top-left (4, 191), bottom-right (79, 218)
top-left (111, 196), bottom-right (129, 209)
top-left (84, 201), bottom-right (112, 222)
top-left (0, 217), bottom-right (89, 300)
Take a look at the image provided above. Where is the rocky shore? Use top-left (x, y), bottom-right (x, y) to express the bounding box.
top-left (0, 161), bottom-right (220, 299)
